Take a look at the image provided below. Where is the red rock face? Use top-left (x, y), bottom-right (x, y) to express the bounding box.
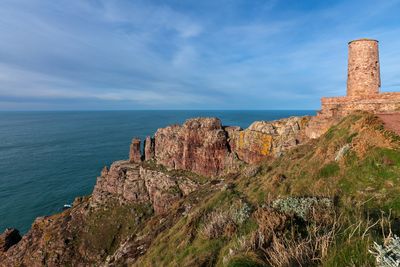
top-left (91, 161), bottom-right (197, 214)
top-left (92, 161), bottom-right (150, 206)
top-left (154, 118), bottom-right (230, 177)
top-left (144, 136), bottom-right (155, 161)
top-left (129, 138), bottom-right (142, 163)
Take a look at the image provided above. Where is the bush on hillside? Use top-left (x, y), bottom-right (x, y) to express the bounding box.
top-left (370, 235), bottom-right (400, 267)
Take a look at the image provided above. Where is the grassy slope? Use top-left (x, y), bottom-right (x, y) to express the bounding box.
top-left (133, 112), bottom-right (400, 267)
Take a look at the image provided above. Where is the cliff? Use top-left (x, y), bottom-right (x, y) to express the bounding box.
top-left (144, 116), bottom-right (310, 176)
top-left (1, 113), bottom-right (400, 266)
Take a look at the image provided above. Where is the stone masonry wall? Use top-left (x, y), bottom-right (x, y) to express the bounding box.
top-left (305, 39), bottom-right (400, 139)
top-left (347, 39), bottom-right (380, 97)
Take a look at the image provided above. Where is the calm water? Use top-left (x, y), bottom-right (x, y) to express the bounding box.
top-left (0, 110), bottom-right (315, 233)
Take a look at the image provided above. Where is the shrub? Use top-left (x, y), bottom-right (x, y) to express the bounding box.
top-left (370, 235), bottom-right (400, 267)
top-left (271, 196), bottom-right (333, 221)
top-left (199, 201), bottom-right (252, 239)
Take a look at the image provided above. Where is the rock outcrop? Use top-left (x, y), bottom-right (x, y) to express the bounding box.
top-left (129, 138), bottom-right (142, 163)
top-left (0, 162), bottom-right (200, 266)
top-left (0, 115), bottom-right (312, 266)
top-left (0, 199), bottom-right (91, 266)
top-left (92, 161), bottom-right (197, 214)
top-left (154, 118), bottom-right (231, 177)
top-left (150, 116), bottom-right (310, 175)
top-left (0, 228), bottom-right (21, 253)
top-left (144, 136), bottom-right (155, 161)
top-left (227, 116), bottom-right (310, 163)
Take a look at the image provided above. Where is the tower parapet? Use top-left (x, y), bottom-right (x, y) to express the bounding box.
top-left (347, 39), bottom-right (380, 97)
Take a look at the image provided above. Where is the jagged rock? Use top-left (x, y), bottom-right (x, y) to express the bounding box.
top-left (228, 116), bottom-right (310, 163)
top-left (0, 202), bottom-right (91, 266)
top-left (101, 166), bottom-right (109, 177)
top-left (92, 161), bottom-right (198, 214)
top-left (144, 136), bottom-right (155, 161)
top-left (154, 118), bottom-right (230, 177)
top-left (139, 168), bottom-right (182, 214)
top-left (0, 228), bottom-right (21, 252)
top-left (305, 113), bottom-right (341, 139)
top-left (0, 115), bottom-right (315, 266)
top-left (129, 138), bottom-right (142, 163)
top-left (92, 161), bottom-right (150, 207)
top-left (224, 126), bottom-right (242, 136)
top-left (152, 117), bottom-right (310, 174)
top-left (0, 161), bottom-right (199, 266)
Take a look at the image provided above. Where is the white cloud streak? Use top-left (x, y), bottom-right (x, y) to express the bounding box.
top-left (0, 0), bottom-right (400, 110)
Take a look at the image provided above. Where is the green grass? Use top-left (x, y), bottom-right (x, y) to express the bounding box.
top-left (318, 162), bottom-right (340, 178)
top-left (227, 255), bottom-right (266, 267)
top-left (323, 237), bottom-right (375, 267)
top-left (77, 201), bottom-right (153, 257)
top-left (133, 113), bottom-right (400, 266)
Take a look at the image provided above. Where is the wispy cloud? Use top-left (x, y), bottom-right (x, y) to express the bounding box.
top-left (0, 0), bottom-right (400, 110)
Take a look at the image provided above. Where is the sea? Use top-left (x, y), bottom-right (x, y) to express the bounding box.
top-left (0, 110), bottom-right (315, 233)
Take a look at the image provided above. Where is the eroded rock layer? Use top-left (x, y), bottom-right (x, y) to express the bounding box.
top-left (154, 118), bottom-right (230, 177)
top-left (227, 116), bottom-right (310, 163)
top-left (149, 116), bottom-right (310, 175)
top-left (0, 115), bottom-right (311, 266)
top-left (92, 161), bottom-right (197, 214)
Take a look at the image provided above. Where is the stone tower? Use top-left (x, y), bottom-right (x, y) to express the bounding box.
top-left (347, 39), bottom-right (380, 97)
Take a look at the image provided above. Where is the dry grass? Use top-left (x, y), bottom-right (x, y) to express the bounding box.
top-left (199, 210), bottom-right (236, 239)
top-left (199, 201), bottom-right (251, 239)
top-left (247, 205), bottom-right (338, 267)
top-left (265, 224), bottom-right (336, 267)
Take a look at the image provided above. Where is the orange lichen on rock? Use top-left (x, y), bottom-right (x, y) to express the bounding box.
top-left (228, 116), bottom-right (310, 163)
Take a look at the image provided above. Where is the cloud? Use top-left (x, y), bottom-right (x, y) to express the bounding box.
top-left (0, 0), bottom-right (400, 110)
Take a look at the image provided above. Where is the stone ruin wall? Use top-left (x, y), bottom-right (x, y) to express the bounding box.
top-left (320, 92), bottom-right (400, 117)
top-left (305, 39), bottom-right (400, 139)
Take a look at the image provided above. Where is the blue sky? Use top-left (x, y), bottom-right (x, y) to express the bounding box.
top-left (1, 0), bottom-right (400, 110)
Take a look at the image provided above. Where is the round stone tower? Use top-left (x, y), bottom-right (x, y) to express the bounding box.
top-left (347, 39), bottom-right (380, 97)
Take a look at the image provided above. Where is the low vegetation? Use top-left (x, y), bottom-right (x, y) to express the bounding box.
top-left (22, 113), bottom-right (399, 266)
top-left (131, 113), bottom-right (400, 266)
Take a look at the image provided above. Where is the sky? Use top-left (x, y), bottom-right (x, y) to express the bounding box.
top-left (1, 0), bottom-right (400, 110)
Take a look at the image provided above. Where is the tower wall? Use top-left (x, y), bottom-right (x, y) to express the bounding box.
top-left (347, 39), bottom-right (380, 97)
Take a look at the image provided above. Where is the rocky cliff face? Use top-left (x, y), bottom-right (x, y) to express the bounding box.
top-left (92, 161), bottom-right (198, 214)
top-left (0, 115), bottom-right (312, 266)
top-left (148, 116), bottom-right (310, 175)
top-left (153, 118), bottom-right (231, 177)
top-left (227, 116), bottom-right (310, 163)
top-left (0, 162), bottom-right (199, 266)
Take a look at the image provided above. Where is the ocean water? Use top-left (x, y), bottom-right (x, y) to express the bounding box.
top-left (0, 110), bottom-right (315, 233)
